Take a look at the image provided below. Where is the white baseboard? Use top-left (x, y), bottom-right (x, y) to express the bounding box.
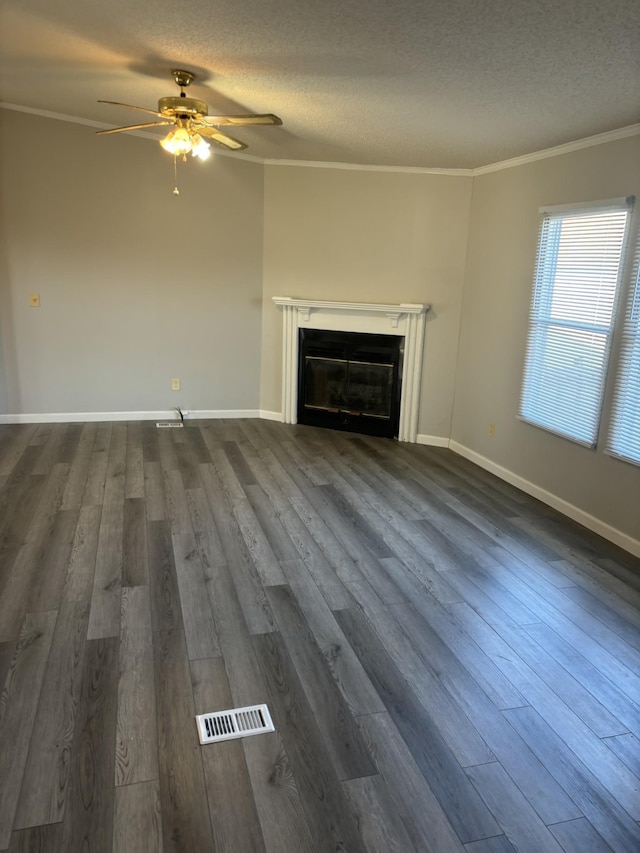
top-left (449, 440), bottom-right (640, 559)
top-left (0, 409), bottom-right (264, 424)
top-left (416, 434), bottom-right (451, 447)
top-left (258, 410), bottom-right (282, 421)
top-left (1, 409), bottom-right (636, 557)
top-left (188, 410), bottom-right (263, 420)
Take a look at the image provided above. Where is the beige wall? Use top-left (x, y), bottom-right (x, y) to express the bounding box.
top-left (0, 109), bottom-right (264, 416)
top-left (260, 164), bottom-right (473, 438)
top-left (452, 135), bottom-right (640, 542)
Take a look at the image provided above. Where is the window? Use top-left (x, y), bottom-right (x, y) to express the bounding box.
top-left (520, 198), bottom-right (633, 446)
top-left (607, 257), bottom-right (640, 464)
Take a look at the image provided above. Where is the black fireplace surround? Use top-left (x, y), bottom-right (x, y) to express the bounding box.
top-left (297, 328), bottom-right (403, 438)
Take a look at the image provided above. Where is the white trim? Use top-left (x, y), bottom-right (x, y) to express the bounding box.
top-left (473, 124), bottom-right (640, 175)
top-left (4, 103), bottom-right (636, 175)
top-left (187, 409), bottom-right (263, 419)
top-left (539, 196), bottom-right (634, 215)
top-left (272, 297), bottom-right (428, 317)
top-left (264, 157), bottom-right (471, 176)
top-left (2, 405), bottom-right (636, 554)
top-left (185, 409), bottom-right (263, 419)
top-left (273, 297), bottom-right (428, 442)
top-left (265, 125), bottom-right (640, 175)
top-left (449, 441), bottom-right (640, 559)
top-left (258, 409), bottom-right (282, 421)
top-left (0, 409), bottom-right (263, 424)
top-left (0, 103), bottom-right (263, 162)
top-left (416, 434), bottom-right (451, 447)
top-left (0, 408), bottom-right (442, 431)
top-left (1, 102), bottom-right (119, 131)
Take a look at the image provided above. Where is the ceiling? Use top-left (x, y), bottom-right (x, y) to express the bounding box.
top-left (1, 0), bottom-right (639, 170)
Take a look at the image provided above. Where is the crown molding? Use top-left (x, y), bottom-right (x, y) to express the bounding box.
top-left (472, 123), bottom-right (640, 175)
top-left (1, 101), bottom-right (113, 130)
top-left (263, 157), bottom-right (472, 176)
top-left (2, 102), bottom-right (638, 174)
top-left (0, 102), bottom-right (264, 162)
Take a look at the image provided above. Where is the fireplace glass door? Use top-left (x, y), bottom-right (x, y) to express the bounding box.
top-left (304, 357), bottom-right (394, 419)
top-left (298, 329), bottom-right (402, 437)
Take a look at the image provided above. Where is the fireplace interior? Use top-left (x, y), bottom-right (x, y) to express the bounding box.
top-left (297, 328), bottom-right (403, 438)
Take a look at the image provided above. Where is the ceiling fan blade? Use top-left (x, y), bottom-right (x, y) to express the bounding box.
top-left (96, 120), bottom-right (173, 135)
top-left (202, 113), bottom-right (282, 127)
top-left (197, 125), bottom-right (247, 150)
top-left (98, 100), bottom-right (161, 118)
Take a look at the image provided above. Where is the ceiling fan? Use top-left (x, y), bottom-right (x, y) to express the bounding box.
top-left (97, 69), bottom-right (282, 159)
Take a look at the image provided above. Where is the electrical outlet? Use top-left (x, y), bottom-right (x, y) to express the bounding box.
top-left (29, 292), bottom-right (41, 308)
top-left (489, 422), bottom-right (496, 438)
top-left (171, 378), bottom-right (181, 391)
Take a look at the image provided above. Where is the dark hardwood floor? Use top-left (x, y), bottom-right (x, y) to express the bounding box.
top-left (0, 417), bottom-right (639, 852)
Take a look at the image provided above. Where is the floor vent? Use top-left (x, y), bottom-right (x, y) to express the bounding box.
top-left (196, 704), bottom-right (275, 744)
top-left (156, 422), bottom-right (184, 428)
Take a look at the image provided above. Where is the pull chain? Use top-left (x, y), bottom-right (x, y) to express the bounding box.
top-left (172, 155), bottom-right (179, 195)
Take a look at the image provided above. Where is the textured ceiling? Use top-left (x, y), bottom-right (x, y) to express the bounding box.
top-left (1, 0), bottom-right (639, 169)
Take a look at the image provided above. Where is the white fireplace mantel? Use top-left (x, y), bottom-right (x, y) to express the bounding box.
top-left (273, 297), bottom-right (429, 442)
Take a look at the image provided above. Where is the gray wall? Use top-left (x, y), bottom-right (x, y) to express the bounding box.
top-left (452, 135), bottom-right (640, 542)
top-left (1, 106), bottom-right (638, 547)
top-left (0, 109), bottom-right (264, 416)
top-left (260, 164), bottom-right (473, 438)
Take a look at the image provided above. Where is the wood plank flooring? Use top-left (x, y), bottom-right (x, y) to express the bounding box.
top-left (0, 418), bottom-right (639, 852)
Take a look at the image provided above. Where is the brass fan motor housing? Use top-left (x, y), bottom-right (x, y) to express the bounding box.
top-left (171, 69), bottom-right (195, 88)
top-left (158, 96), bottom-right (208, 118)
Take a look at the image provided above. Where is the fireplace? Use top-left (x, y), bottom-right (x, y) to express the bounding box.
top-left (298, 329), bottom-right (402, 437)
top-left (273, 297), bottom-right (429, 442)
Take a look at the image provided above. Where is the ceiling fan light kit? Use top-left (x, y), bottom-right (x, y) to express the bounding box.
top-left (159, 124), bottom-right (211, 160)
top-left (97, 69), bottom-right (282, 193)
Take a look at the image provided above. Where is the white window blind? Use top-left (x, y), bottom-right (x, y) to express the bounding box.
top-left (607, 257), bottom-right (640, 464)
top-left (520, 199), bottom-right (632, 446)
